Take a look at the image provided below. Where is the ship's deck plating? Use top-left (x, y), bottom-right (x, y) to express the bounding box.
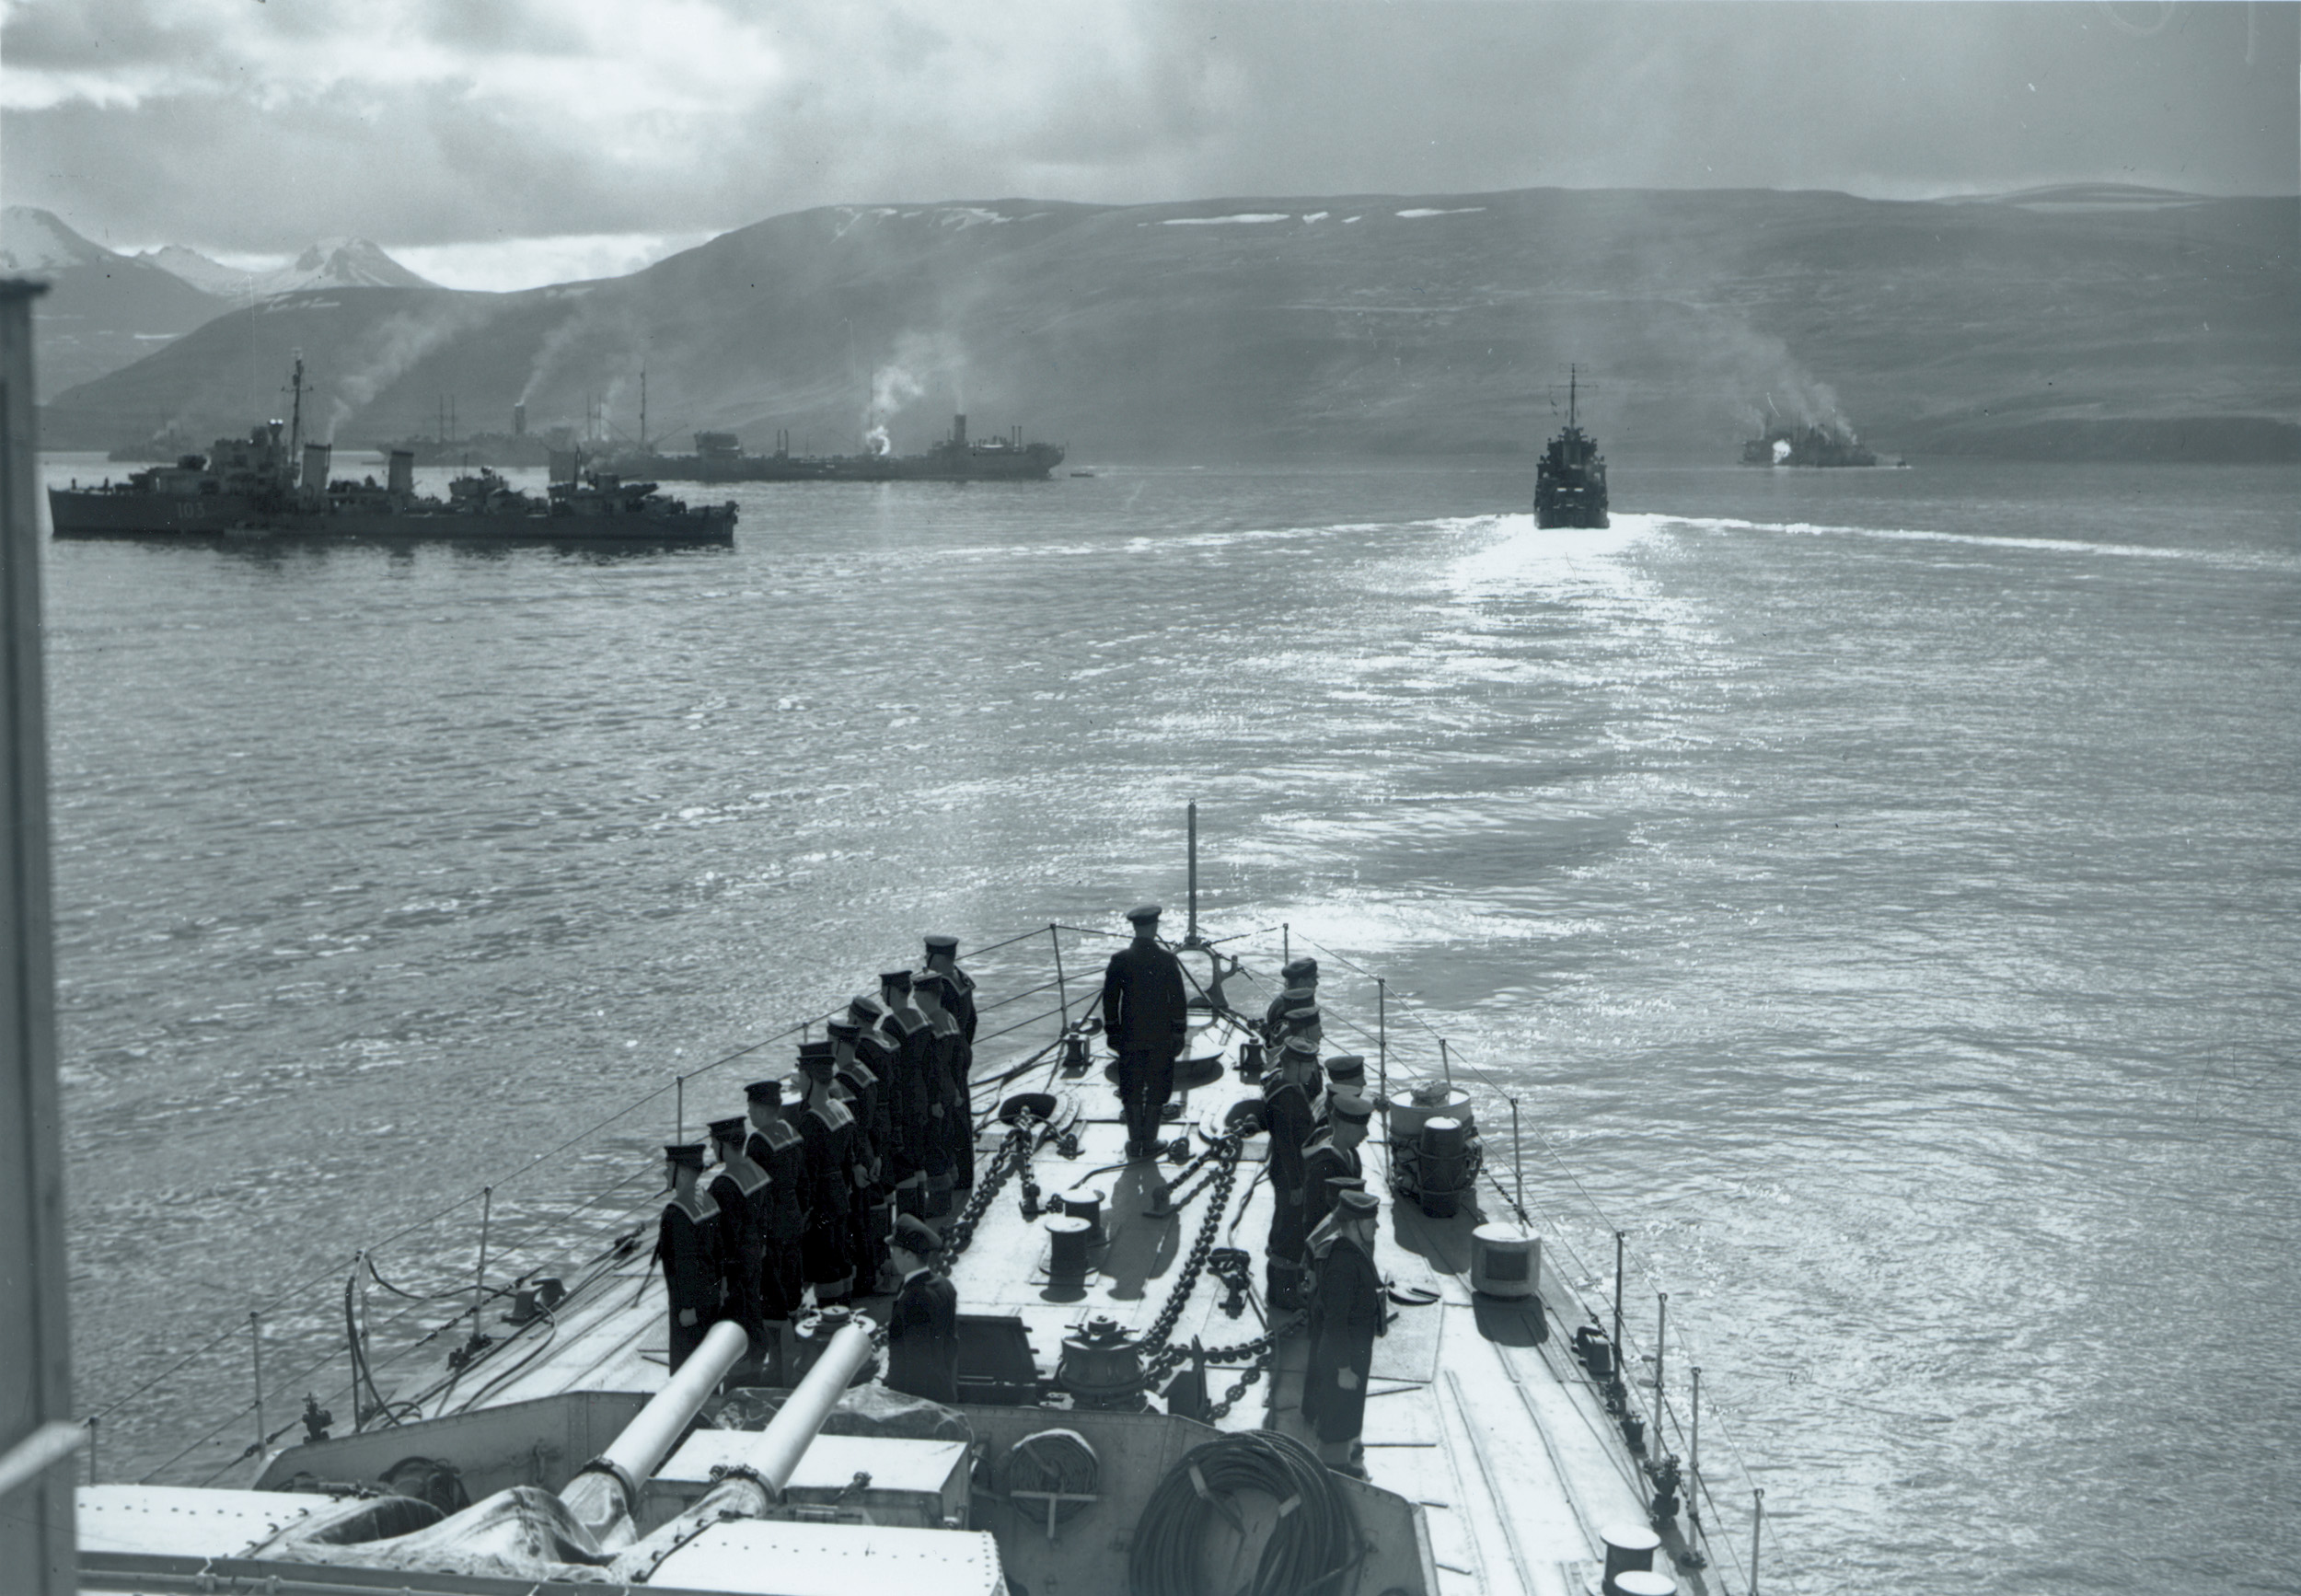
top-left (389, 1005), bottom-right (1689, 1596)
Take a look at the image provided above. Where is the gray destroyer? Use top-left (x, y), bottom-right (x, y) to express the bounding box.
top-left (51, 362), bottom-right (735, 543)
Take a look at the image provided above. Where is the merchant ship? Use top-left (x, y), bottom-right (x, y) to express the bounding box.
top-left (607, 415), bottom-right (1064, 484)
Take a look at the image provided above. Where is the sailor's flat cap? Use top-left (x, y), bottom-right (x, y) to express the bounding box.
top-left (1336, 1187), bottom-right (1381, 1219)
top-left (1284, 1005), bottom-right (1322, 1026)
top-left (664, 1142), bottom-right (707, 1168)
top-left (826, 1015), bottom-right (861, 1040)
top-left (1329, 1092), bottom-right (1373, 1124)
top-left (911, 968), bottom-right (953, 993)
top-left (892, 1214), bottom-right (943, 1255)
top-left (1325, 1054), bottom-right (1367, 1083)
top-left (707, 1116), bottom-right (747, 1144)
top-left (745, 1079), bottom-right (782, 1104)
top-left (923, 933), bottom-right (961, 954)
top-left (797, 1037), bottom-right (836, 1059)
top-left (1281, 1034), bottom-right (1320, 1058)
top-left (879, 968), bottom-right (914, 989)
top-left (1125, 903), bottom-right (1163, 924)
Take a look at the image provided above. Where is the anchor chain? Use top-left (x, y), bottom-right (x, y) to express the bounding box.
top-left (941, 1118), bottom-right (1035, 1261)
top-left (1136, 1134), bottom-right (1244, 1359)
top-left (1144, 1312), bottom-right (1304, 1408)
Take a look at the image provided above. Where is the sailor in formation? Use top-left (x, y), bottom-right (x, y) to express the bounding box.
top-left (795, 1041), bottom-right (860, 1307)
top-left (1261, 1032), bottom-right (1321, 1310)
top-left (883, 1213), bottom-right (962, 1405)
top-left (705, 1116), bottom-right (770, 1360)
top-left (1264, 955), bottom-right (1318, 1035)
top-left (744, 1080), bottom-right (806, 1324)
top-left (922, 933), bottom-right (977, 1049)
top-left (1299, 1091), bottom-right (1372, 1243)
top-left (1313, 1053), bottom-right (1368, 1132)
top-left (912, 968), bottom-right (975, 1192)
top-left (1102, 903), bottom-right (1190, 1160)
top-left (1305, 1185), bottom-right (1387, 1475)
top-left (880, 968), bottom-right (954, 1214)
top-left (653, 1142), bottom-right (723, 1372)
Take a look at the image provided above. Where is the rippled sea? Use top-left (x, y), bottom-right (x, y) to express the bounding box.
top-left (40, 453), bottom-right (2299, 1593)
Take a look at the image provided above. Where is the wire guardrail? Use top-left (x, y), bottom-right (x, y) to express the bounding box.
top-left (87, 914), bottom-right (1797, 1594)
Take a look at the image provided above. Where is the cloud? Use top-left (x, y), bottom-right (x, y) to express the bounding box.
top-left (1, 0), bottom-right (2292, 265)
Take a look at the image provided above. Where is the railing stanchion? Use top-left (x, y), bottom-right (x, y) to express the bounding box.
top-left (1439, 1035), bottom-right (1451, 1088)
top-left (1689, 1365), bottom-right (1702, 1539)
top-left (1049, 924), bottom-right (1069, 1030)
top-left (1654, 1291), bottom-right (1668, 1445)
top-left (86, 1416), bottom-right (96, 1485)
top-left (471, 1186), bottom-right (493, 1346)
top-left (1613, 1231), bottom-right (1625, 1364)
top-left (676, 1074), bottom-right (685, 1145)
top-left (1751, 1487), bottom-right (1763, 1595)
top-left (1376, 977), bottom-right (1388, 1155)
top-left (1510, 1096), bottom-right (1525, 1220)
top-left (249, 1312), bottom-right (265, 1463)
top-left (1282, 921), bottom-right (1289, 967)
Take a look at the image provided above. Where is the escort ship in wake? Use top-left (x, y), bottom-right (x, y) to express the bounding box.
top-left (50, 829), bottom-right (1788, 1596)
top-left (49, 362), bottom-right (735, 543)
top-left (1533, 367), bottom-right (1610, 529)
top-left (606, 414), bottom-right (1065, 484)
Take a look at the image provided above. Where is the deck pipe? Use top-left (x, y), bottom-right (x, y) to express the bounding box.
top-left (559, 1318), bottom-right (751, 1537)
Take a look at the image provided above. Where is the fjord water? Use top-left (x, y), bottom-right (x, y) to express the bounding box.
top-left (41, 456), bottom-right (2298, 1591)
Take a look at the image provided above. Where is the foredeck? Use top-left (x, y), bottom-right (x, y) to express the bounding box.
top-left (387, 1004), bottom-right (1692, 1596)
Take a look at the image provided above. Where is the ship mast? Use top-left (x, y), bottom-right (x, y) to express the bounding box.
top-left (1568, 364), bottom-right (1578, 431)
top-left (287, 352), bottom-right (306, 463)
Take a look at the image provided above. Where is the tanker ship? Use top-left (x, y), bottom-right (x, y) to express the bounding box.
top-left (607, 414), bottom-right (1064, 484)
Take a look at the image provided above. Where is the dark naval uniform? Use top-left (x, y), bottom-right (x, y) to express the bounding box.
top-left (1298, 1132), bottom-right (1365, 1246)
top-left (799, 1092), bottom-right (860, 1303)
top-left (888, 1000), bottom-right (949, 1190)
top-left (746, 1093), bottom-right (805, 1323)
top-left (654, 1184), bottom-right (723, 1372)
top-left (885, 1268), bottom-right (962, 1405)
top-left (1261, 1070), bottom-right (1317, 1302)
top-left (922, 993), bottom-right (975, 1190)
top-left (1102, 911), bottom-right (1189, 1153)
top-left (708, 1159), bottom-right (770, 1351)
top-left (1306, 1229), bottom-right (1384, 1444)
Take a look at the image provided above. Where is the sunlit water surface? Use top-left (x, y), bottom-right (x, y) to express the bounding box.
top-left (40, 454), bottom-right (2299, 1593)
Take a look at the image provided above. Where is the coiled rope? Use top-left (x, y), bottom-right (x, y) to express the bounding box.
top-left (1127, 1429), bottom-right (1360, 1596)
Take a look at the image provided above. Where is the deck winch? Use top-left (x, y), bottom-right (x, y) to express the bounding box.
top-left (1384, 1083), bottom-right (1484, 1217)
top-left (1056, 1317), bottom-right (1147, 1408)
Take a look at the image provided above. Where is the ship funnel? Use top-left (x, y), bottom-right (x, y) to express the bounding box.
top-left (952, 413), bottom-right (966, 448)
top-left (300, 443), bottom-right (332, 497)
top-left (558, 1319), bottom-right (751, 1539)
top-left (513, 402), bottom-right (526, 438)
top-left (387, 449), bottom-right (415, 496)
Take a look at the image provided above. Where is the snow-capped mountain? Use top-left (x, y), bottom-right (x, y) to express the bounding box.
top-left (0, 205), bottom-right (121, 273)
top-left (140, 237), bottom-right (436, 298)
top-left (0, 206), bottom-right (234, 399)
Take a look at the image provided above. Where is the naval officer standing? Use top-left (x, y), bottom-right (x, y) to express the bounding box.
top-left (883, 1214), bottom-right (961, 1405)
top-left (1306, 1186), bottom-right (1387, 1474)
top-left (1102, 903), bottom-right (1189, 1160)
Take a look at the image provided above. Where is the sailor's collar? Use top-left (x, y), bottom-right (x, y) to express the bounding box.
top-left (671, 1188), bottom-right (719, 1224)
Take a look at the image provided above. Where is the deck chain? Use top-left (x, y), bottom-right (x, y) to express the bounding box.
top-left (1136, 1134), bottom-right (1245, 1359)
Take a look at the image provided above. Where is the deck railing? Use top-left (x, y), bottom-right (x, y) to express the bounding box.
top-left (79, 919), bottom-right (1798, 1592)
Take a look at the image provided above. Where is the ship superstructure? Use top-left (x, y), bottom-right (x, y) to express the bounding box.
top-left (1740, 417), bottom-right (1879, 468)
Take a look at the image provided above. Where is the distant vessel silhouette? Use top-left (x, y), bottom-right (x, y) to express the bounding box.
top-left (1532, 366), bottom-right (1609, 528)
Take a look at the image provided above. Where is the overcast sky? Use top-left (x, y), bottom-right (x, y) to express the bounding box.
top-left (4, 0), bottom-right (2295, 290)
